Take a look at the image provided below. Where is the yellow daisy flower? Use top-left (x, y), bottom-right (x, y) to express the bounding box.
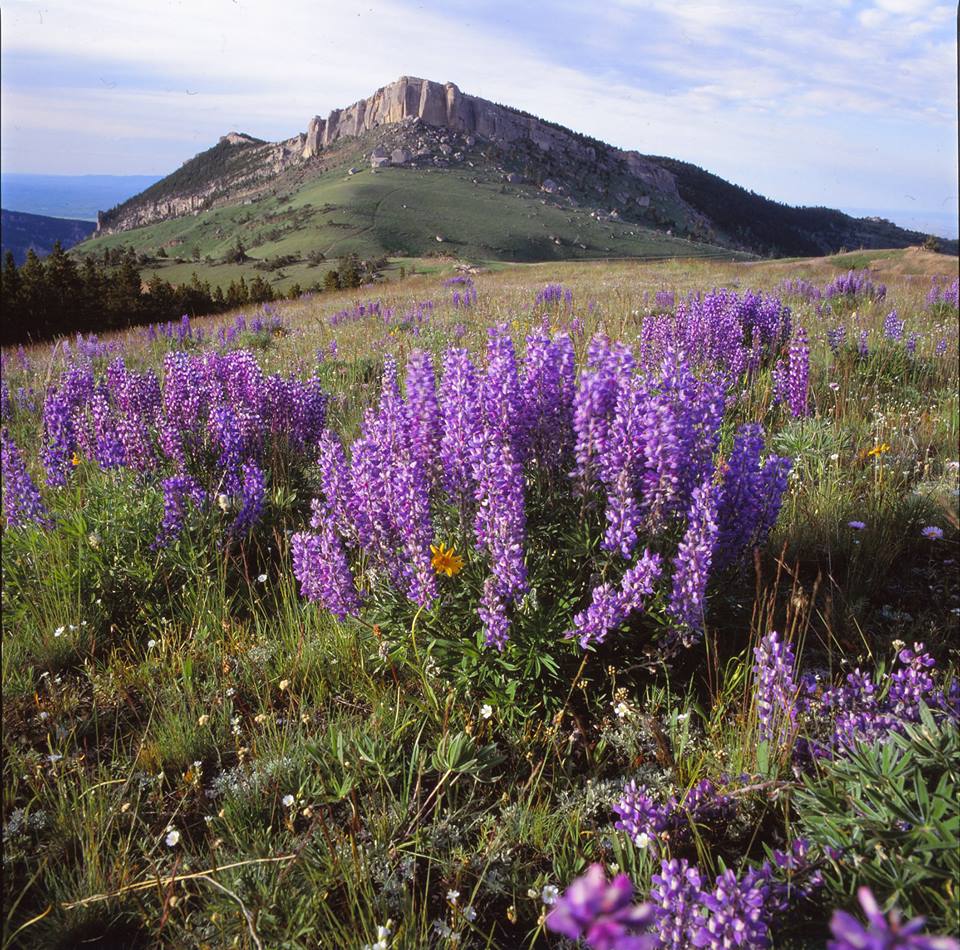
top-left (430, 542), bottom-right (464, 577)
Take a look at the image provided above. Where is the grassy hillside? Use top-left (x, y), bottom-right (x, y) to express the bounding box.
top-left (75, 162), bottom-right (746, 294)
top-left (651, 156), bottom-right (958, 256)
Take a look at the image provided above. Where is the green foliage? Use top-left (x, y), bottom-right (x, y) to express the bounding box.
top-left (795, 707), bottom-right (960, 931)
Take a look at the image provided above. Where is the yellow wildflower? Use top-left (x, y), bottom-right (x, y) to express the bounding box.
top-left (430, 542), bottom-right (464, 577)
top-left (867, 442), bottom-right (891, 457)
top-left (71, 452), bottom-right (81, 466)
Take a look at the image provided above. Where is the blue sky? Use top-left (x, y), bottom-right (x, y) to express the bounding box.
top-left (1, 0), bottom-right (957, 232)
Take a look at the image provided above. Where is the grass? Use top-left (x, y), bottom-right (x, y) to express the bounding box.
top-left (2, 250), bottom-right (958, 948)
top-left (72, 159), bottom-right (750, 296)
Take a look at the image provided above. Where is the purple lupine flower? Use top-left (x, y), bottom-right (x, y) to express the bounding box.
top-left (906, 332), bottom-right (919, 356)
top-left (478, 576), bottom-right (511, 651)
top-left (613, 781), bottom-right (673, 850)
top-left (473, 436), bottom-right (527, 594)
top-left (481, 325), bottom-right (527, 461)
top-left (934, 338), bottom-right (947, 356)
top-left (827, 325), bottom-right (846, 354)
top-left (773, 329), bottom-right (809, 417)
top-left (41, 389), bottom-right (77, 487)
top-left (650, 859), bottom-right (705, 949)
top-left (824, 271), bottom-right (886, 301)
top-left (404, 350), bottom-right (442, 482)
top-left (440, 348), bottom-right (481, 502)
top-left (573, 336), bottom-right (633, 489)
top-left (546, 864), bottom-right (655, 950)
top-left (753, 630), bottom-right (799, 747)
top-left (599, 374), bottom-right (646, 557)
top-left (768, 838), bottom-right (823, 910)
top-left (681, 779), bottom-right (734, 824)
top-left (88, 387), bottom-right (126, 470)
top-left (568, 582), bottom-right (625, 649)
top-left (316, 430), bottom-right (354, 535)
top-left (667, 479), bottom-right (719, 640)
top-left (522, 330), bottom-right (576, 473)
top-left (883, 309), bottom-right (905, 342)
top-left (2, 428), bottom-right (51, 528)
top-left (692, 866), bottom-right (772, 949)
top-left (715, 425), bottom-right (792, 569)
top-left (858, 330), bottom-right (870, 359)
top-left (232, 459), bottom-right (266, 535)
top-left (291, 518), bottom-right (361, 619)
top-left (828, 887), bottom-right (959, 950)
top-left (155, 474), bottom-right (205, 547)
top-left (620, 550), bottom-right (663, 613)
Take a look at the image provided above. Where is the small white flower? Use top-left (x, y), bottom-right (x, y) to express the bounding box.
top-left (282, 794), bottom-right (295, 808)
top-left (165, 828), bottom-right (180, 847)
top-left (147, 639), bottom-right (157, 650)
top-left (635, 832), bottom-right (652, 849)
top-left (257, 573), bottom-right (268, 583)
top-left (225, 687), bottom-right (236, 697)
top-left (614, 701), bottom-right (630, 719)
top-left (447, 889), bottom-right (460, 904)
top-left (463, 905), bottom-right (477, 922)
top-left (217, 493), bottom-right (232, 512)
top-left (479, 704), bottom-right (493, 720)
top-left (541, 884), bottom-right (560, 905)
top-left (53, 627), bottom-right (64, 638)
top-left (829, 453), bottom-right (839, 462)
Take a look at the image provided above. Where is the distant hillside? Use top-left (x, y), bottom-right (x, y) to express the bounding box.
top-left (80, 76), bottom-right (954, 265)
top-left (1, 209), bottom-right (96, 264)
top-left (650, 158), bottom-right (958, 257)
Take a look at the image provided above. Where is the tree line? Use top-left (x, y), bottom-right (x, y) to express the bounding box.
top-left (0, 244), bottom-right (384, 345)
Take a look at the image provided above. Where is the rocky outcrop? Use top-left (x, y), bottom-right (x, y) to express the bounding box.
top-left (99, 76), bottom-right (684, 235)
top-left (299, 77), bottom-right (676, 196)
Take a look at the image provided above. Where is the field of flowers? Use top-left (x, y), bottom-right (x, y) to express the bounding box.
top-left (2, 251), bottom-right (958, 949)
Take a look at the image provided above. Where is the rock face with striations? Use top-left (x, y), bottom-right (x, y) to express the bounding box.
top-left (299, 76), bottom-right (678, 197)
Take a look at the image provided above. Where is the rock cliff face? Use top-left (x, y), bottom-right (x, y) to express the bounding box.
top-left (299, 76), bottom-right (677, 197)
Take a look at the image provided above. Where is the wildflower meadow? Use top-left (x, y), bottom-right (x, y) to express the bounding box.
top-left (2, 253), bottom-right (958, 948)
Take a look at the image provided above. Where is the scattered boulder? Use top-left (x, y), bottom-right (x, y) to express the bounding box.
top-left (541, 179), bottom-right (561, 194)
top-left (390, 147), bottom-right (411, 164)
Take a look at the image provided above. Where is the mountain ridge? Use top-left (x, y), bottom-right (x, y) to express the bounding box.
top-left (89, 76), bottom-right (953, 260)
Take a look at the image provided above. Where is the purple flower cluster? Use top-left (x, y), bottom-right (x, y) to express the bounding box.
top-left (829, 888), bottom-right (959, 950)
top-left (448, 276), bottom-right (477, 309)
top-left (752, 630), bottom-right (799, 747)
top-left (546, 864), bottom-right (655, 950)
top-left (778, 278), bottom-right (822, 302)
top-left (613, 778), bottom-right (734, 852)
top-left (883, 309), bottom-right (905, 342)
top-left (33, 349), bottom-right (328, 543)
top-left (536, 283), bottom-right (574, 309)
top-left (800, 643), bottom-right (959, 756)
top-left (549, 864), bottom-right (953, 950)
top-left (772, 328), bottom-right (810, 418)
top-left (639, 290), bottom-right (790, 383)
top-left (1, 428), bottom-right (51, 529)
top-left (567, 550), bottom-right (662, 648)
top-left (824, 271), bottom-right (887, 301)
top-left (715, 425), bottom-right (792, 570)
top-left (925, 276), bottom-right (959, 311)
top-left (293, 324), bottom-right (787, 651)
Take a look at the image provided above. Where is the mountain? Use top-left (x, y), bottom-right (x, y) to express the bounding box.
top-left (1, 209), bottom-right (97, 264)
top-left (78, 76), bottom-right (954, 274)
